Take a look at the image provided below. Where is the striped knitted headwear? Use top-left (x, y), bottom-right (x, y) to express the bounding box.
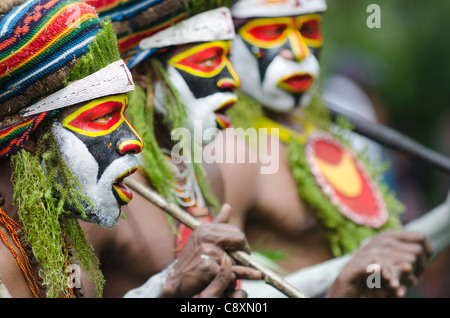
top-left (85, 0), bottom-right (189, 57)
top-left (0, 0), bottom-right (130, 158)
top-left (85, 0), bottom-right (235, 67)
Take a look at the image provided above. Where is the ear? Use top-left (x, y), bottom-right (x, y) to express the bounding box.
top-left (22, 138), bottom-right (37, 154)
top-left (130, 62), bottom-right (148, 89)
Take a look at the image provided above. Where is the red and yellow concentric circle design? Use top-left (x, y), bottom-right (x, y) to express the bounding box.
top-left (305, 132), bottom-right (388, 228)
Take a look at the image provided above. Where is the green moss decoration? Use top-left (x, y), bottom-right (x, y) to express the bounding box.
top-left (11, 122), bottom-right (104, 298)
top-left (64, 18), bottom-right (121, 85)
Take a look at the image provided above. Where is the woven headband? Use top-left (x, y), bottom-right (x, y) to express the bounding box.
top-left (84, 0), bottom-right (190, 57)
top-left (231, 0), bottom-right (327, 18)
top-left (21, 60), bottom-right (134, 117)
top-left (86, 0), bottom-right (236, 68)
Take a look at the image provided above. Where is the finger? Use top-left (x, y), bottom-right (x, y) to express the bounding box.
top-left (232, 265), bottom-right (263, 280)
top-left (382, 243), bottom-right (429, 278)
top-left (385, 250), bottom-right (417, 265)
top-left (377, 261), bottom-right (400, 289)
top-left (381, 239), bottom-right (427, 257)
top-left (197, 223), bottom-right (251, 253)
top-left (392, 231), bottom-right (432, 250)
top-left (214, 204), bottom-right (232, 224)
top-left (194, 254), bottom-right (234, 298)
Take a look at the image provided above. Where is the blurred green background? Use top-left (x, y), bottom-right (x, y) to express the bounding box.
top-left (320, 0), bottom-right (450, 297)
top-left (321, 0), bottom-right (450, 209)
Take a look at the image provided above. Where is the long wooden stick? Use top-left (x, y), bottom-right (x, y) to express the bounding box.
top-left (324, 98), bottom-right (450, 174)
top-left (125, 177), bottom-right (308, 298)
top-left (0, 274), bottom-right (11, 298)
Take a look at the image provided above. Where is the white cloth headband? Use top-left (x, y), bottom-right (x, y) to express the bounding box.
top-left (231, 0), bottom-right (327, 18)
top-left (20, 59), bottom-right (135, 117)
top-left (139, 7), bottom-right (235, 50)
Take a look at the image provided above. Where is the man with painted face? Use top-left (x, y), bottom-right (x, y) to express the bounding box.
top-left (0, 0), bottom-right (142, 298)
top-left (80, 0), bottom-right (262, 298)
top-left (0, 0), bottom-right (251, 298)
top-left (213, 0), bottom-right (434, 297)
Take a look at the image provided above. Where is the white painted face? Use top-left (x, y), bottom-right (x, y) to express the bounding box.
top-left (154, 41), bottom-right (240, 145)
top-left (52, 95), bottom-right (143, 227)
top-left (231, 14), bottom-right (324, 113)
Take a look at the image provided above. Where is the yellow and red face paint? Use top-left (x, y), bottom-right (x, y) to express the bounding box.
top-left (168, 41), bottom-right (240, 86)
top-left (61, 94), bottom-right (143, 206)
top-left (62, 93), bottom-right (143, 178)
top-left (238, 14), bottom-right (323, 54)
top-left (62, 94), bottom-right (141, 145)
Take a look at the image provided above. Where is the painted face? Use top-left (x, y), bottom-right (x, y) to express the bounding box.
top-left (231, 14), bottom-right (323, 112)
top-left (154, 41), bottom-right (240, 145)
top-left (53, 94), bottom-right (143, 227)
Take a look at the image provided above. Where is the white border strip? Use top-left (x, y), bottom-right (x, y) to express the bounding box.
top-left (20, 59), bottom-right (135, 117)
top-left (231, 0), bottom-right (327, 18)
top-left (139, 7), bottom-right (235, 50)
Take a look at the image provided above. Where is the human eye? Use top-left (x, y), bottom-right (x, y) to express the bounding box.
top-left (299, 19), bottom-right (321, 40)
top-left (249, 23), bottom-right (287, 41)
top-left (198, 49), bottom-right (222, 70)
top-left (92, 112), bottom-right (114, 125)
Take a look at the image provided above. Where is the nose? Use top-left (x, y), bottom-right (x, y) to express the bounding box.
top-left (216, 59), bottom-right (241, 91)
top-left (117, 139), bottom-right (143, 155)
top-left (116, 122), bottom-right (144, 155)
top-left (282, 29), bottom-right (310, 62)
top-left (218, 77), bottom-right (240, 90)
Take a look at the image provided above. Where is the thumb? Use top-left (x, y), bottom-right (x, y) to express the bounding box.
top-left (214, 203), bottom-right (232, 224)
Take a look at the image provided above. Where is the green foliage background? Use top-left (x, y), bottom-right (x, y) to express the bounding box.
top-left (320, 0), bottom-right (450, 210)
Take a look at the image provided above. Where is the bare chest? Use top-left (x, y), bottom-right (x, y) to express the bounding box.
top-left (245, 150), bottom-right (334, 272)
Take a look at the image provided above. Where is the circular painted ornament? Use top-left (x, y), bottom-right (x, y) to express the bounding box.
top-left (305, 132), bottom-right (388, 228)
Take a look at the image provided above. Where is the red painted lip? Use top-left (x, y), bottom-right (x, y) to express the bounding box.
top-left (112, 168), bottom-right (137, 203)
top-left (216, 113), bottom-right (232, 128)
top-left (215, 100), bottom-right (236, 113)
top-left (279, 74), bottom-right (313, 93)
top-left (214, 100), bottom-right (236, 129)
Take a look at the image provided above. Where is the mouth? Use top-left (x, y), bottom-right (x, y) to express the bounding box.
top-left (278, 74), bottom-right (313, 94)
top-left (215, 99), bottom-right (236, 129)
top-left (112, 167), bottom-right (138, 205)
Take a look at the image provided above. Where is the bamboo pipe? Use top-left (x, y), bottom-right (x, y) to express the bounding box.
top-left (125, 177), bottom-right (308, 298)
